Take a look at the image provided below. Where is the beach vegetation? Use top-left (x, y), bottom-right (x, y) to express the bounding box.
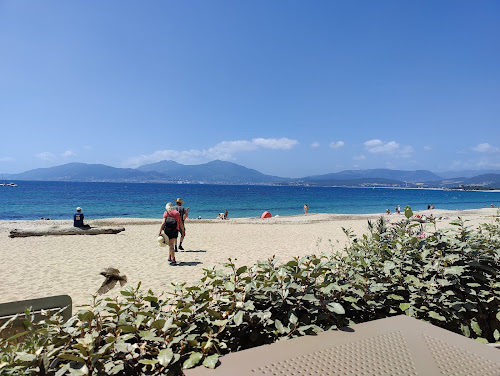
top-left (1, 209), bottom-right (499, 375)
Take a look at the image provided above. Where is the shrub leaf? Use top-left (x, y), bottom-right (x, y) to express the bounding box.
top-left (183, 352), bottom-right (203, 369)
top-left (158, 348), bottom-right (173, 366)
top-left (202, 354), bottom-right (219, 369)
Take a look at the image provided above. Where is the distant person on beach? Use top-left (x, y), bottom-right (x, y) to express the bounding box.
top-left (303, 204), bottom-right (309, 214)
top-left (224, 209), bottom-right (228, 220)
top-left (174, 198), bottom-right (187, 251)
top-left (73, 207), bottom-right (90, 228)
top-left (159, 202), bottom-right (185, 265)
top-left (427, 204), bottom-right (431, 210)
top-left (431, 204), bottom-right (435, 209)
top-left (386, 208), bottom-right (390, 214)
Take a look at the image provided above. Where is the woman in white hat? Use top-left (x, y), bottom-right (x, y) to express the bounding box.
top-left (158, 202), bottom-right (185, 265)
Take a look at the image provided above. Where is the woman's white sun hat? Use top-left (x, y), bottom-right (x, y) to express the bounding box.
top-left (157, 235), bottom-right (167, 247)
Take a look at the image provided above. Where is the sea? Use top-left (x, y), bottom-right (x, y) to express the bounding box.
top-left (1, 181), bottom-right (500, 221)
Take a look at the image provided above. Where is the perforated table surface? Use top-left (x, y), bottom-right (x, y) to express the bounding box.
top-left (184, 315), bottom-right (500, 376)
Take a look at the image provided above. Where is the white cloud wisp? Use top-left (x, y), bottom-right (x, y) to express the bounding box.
top-left (123, 137), bottom-right (299, 168)
top-left (329, 141), bottom-right (345, 149)
top-left (364, 139), bottom-right (413, 157)
top-left (62, 150), bottom-right (76, 157)
top-left (472, 143), bottom-right (500, 153)
top-left (36, 152), bottom-right (56, 161)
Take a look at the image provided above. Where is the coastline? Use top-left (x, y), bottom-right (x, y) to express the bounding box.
top-left (1, 208), bottom-right (498, 309)
top-left (1, 205), bottom-right (498, 224)
top-left (3, 181), bottom-right (500, 221)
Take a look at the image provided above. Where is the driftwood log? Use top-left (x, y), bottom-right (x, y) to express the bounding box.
top-left (9, 226), bottom-right (125, 238)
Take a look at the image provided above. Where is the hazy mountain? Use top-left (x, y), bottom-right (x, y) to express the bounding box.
top-left (303, 169), bottom-right (442, 183)
top-left (4, 161), bottom-right (500, 188)
top-left (138, 160), bottom-right (287, 183)
top-left (437, 169), bottom-right (500, 179)
top-left (6, 163), bottom-right (163, 182)
top-left (6, 161), bottom-right (287, 184)
top-left (435, 174), bottom-right (500, 188)
top-left (136, 160), bottom-right (185, 175)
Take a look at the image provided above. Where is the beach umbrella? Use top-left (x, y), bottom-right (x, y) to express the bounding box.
top-left (261, 211), bottom-right (272, 218)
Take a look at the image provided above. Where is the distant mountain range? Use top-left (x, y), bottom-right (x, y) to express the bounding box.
top-left (302, 169), bottom-right (442, 183)
top-left (4, 161), bottom-right (500, 188)
top-left (137, 160), bottom-right (283, 183)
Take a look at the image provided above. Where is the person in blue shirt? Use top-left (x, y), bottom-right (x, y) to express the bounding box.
top-left (73, 207), bottom-right (89, 228)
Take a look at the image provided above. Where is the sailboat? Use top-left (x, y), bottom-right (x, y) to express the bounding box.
top-left (1, 174), bottom-right (17, 187)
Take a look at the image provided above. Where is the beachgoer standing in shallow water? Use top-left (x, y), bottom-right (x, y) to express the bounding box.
top-left (303, 203), bottom-right (309, 214)
top-left (159, 202), bottom-right (185, 265)
top-left (174, 198), bottom-right (187, 251)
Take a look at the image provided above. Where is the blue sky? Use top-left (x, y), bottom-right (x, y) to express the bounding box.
top-left (1, 1), bottom-right (499, 178)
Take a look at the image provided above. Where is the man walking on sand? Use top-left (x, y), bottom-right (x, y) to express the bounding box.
top-left (174, 198), bottom-right (187, 251)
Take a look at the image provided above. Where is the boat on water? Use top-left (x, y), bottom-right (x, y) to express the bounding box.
top-left (1, 182), bottom-right (17, 187)
top-left (1, 174), bottom-right (17, 187)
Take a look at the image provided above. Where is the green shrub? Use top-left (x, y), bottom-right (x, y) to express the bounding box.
top-left (1, 212), bottom-right (499, 375)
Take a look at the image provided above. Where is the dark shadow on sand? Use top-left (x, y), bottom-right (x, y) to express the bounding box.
top-left (339, 327), bottom-right (355, 333)
top-left (175, 261), bottom-right (203, 266)
top-left (179, 249), bottom-right (207, 253)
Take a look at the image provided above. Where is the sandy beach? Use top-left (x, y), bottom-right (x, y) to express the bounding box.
top-left (0, 208), bottom-right (498, 309)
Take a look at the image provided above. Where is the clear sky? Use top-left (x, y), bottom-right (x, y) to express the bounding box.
top-left (1, 1), bottom-right (499, 178)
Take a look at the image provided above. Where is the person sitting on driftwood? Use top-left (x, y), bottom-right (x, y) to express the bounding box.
top-left (74, 207), bottom-right (90, 229)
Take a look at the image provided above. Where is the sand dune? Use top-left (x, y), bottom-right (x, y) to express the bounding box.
top-left (0, 208), bottom-right (498, 309)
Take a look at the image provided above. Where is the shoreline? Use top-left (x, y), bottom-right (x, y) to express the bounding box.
top-left (1, 208), bottom-right (498, 309)
top-left (3, 179), bottom-right (500, 192)
top-left (2, 182), bottom-right (500, 222)
top-left (1, 205), bottom-right (498, 225)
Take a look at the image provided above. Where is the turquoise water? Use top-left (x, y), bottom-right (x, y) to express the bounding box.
top-left (1, 181), bottom-right (499, 220)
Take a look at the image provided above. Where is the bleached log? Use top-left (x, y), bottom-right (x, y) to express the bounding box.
top-left (9, 226), bottom-right (125, 238)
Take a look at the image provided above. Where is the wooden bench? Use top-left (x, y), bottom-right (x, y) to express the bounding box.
top-left (0, 295), bottom-right (72, 338)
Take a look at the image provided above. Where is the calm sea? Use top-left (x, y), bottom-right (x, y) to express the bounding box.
top-left (1, 181), bottom-right (499, 221)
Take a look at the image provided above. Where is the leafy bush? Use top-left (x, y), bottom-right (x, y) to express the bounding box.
top-left (1, 211), bottom-right (499, 375)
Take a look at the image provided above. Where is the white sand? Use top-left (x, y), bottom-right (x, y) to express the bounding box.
top-left (0, 208), bottom-right (498, 309)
